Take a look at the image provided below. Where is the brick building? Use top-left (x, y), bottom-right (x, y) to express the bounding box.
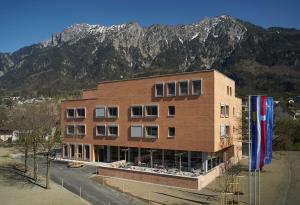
top-left (61, 70), bottom-right (242, 174)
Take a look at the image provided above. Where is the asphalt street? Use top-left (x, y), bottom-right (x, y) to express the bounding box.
top-left (21, 156), bottom-right (145, 205)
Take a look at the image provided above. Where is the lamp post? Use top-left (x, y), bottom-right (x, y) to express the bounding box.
top-left (175, 152), bottom-right (186, 175)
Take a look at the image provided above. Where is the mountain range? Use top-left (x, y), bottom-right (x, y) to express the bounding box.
top-left (0, 15), bottom-right (299, 97)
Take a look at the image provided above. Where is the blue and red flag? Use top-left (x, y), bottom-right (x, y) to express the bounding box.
top-left (250, 96), bottom-right (273, 171)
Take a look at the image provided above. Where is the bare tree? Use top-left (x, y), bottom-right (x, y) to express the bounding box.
top-left (37, 102), bottom-right (60, 189)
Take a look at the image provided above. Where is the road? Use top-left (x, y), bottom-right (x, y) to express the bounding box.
top-left (22, 156), bottom-right (145, 205)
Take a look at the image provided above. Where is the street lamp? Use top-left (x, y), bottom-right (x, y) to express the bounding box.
top-left (175, 152), bottom-right (187, 175)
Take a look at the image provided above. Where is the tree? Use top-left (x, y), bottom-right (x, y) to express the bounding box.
top-left (37, 102), bottom-right (60, 189)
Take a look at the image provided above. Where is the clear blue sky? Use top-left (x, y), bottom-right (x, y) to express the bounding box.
top-left (0, 0), bottom-right (299, 53)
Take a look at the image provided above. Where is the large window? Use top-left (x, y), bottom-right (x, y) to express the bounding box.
top-left (84, 145), bottom-right (90, 160)
top-left (145, 126), bottom-right (158, 138)
top-left (66, 108), bottom-right (75, 119)
top-left (96, 125), bottom-right (106, 136)
top-left (155, 83), bottom-right (164, 97)
top-left (220, 125), bottom-right (230, 138)
top-left (167, 82), bottom-right (176, 97)
top-left (130, 125), bottom-right (143, 138)
top-left (168, 106), bottom-right (175, 116)
top-left (131, 105), bottom-right (143, 118)
top-left (76, 108), bottom-right (86, 118)
top-left (95, 107), bottom-right (106, 118)
top-left (77, 125), bottom-right (86, 136)
top-left (168, 127), bottom-right (176, 138)
top-left (66, 125), bottom-right (75, 135)
top-left (179, 80), bottom-right (189, 96)
top-left (108, 125), bottom-right (119, 137)
top-left (192, 80), bottom-right (202, 95)
top-left (145, 105), bottom-right (158, 117)
top-left (107, 107), bottom-right (118, 118)
top-left (220, 104), bottom-right (226, 117)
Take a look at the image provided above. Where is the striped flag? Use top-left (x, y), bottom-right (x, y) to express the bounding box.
top-left (250, 96), bottom-right (273, 171)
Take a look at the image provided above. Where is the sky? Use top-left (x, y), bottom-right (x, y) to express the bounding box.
top-left (0, 0), bottom-right (299, 53)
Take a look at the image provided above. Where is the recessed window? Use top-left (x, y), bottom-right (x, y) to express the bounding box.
top-left (221, 125), bottom-right (230, 138)
top-left (225, 105), bottom-right (229, 117)
top-left (230, 87), bottom-right (232, 96)
top-left (145, 126), bottom-right (158, 138)
top-left (179, 81), bottom-right (189, 96)
top-left (96, 125), bottom-right (106, 136)
top-left (66, 108), bottom-right (75, 119)
top-left (77, 125), bottom-right (86, 136)
top-left (95, 107), bottom-right (106, 118)
top-left (131, 105), bottom-right (143, 118)
top-left (192, 80), bottom-right (202, 95)
top-left (220, 104), bottom-right (225, 118)
top-left (233, 107), bottom-right (235, 116)
top-left (168, 106), bottom-right (175, 116)
top-left (227, 86), bottom-right (230, 95)
top-left (145, 105), bottom-right (158, 117)
top-left (76, 108), bottom-right (86, 118)
top-left (167, 82), bottom-right (176, 97)
top-left (168, 127), bottom-right (175, 138)
top-left (130, 125), bottom-right (143, 138)
top-left (155, 83), bottom-right (164, 97)
top-left (108, 125), bottom-right (119, 137)
top-left (66, 125), bottom-right (75, 135)
top-left (107, 107), bottom-right (118, 118)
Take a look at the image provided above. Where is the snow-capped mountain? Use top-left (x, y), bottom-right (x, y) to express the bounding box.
top-left (0, 15), bottom-right (300, 96)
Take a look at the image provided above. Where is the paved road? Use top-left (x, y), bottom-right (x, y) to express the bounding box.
top-left (22, 156), bottom-right (145, 205)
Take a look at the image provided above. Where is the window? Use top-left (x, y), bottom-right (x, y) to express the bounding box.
top-left (76, 108), bottom-right (86, 118)
top-left (108, 125), bottom-right (119, 137)
top-left (107, 107), bottom-right (118, 118)
top-left (84, 145), bottom-right (90, 160)
top-left (225, 105), bottom-right (229, 117)
top-left (220, 125), bottom-right (230, 138)
top-left (192, 80), bottom-right (202, 95)
top-left (63, 144), bottom-right (68, 157)
top-left (230, 87), bottom-right (232, 96)
top-left (227, 86), bottom-right (230, 95)
top-left (233, 107), bottom-right (235, 116)
top-left (131, 105), bottom-right (143, 118)
top-left (168, 106), bottom-right (175, 116)
top-left (77, 125), bottom-right (86, 136)
top-left (66, 125), bottom-right (75, 135)
top-left (130, 125), bottom-right (143, 137)
top-left (155, 83), bottom-right (164, 97)
top-left (66, 108), bottom-right (75, 119)
top-left (145, 126), bottom-right (158, 138)
top-left (96, 125), bottom-right (106, 136)
top-left (220, 104), bottom-right (226, 117)
top-left (168, 127), bottom-right (175, 138)
top-left (167, 82), bottom-right (176, 96)
top-left (179, 80), bottom-right (189, 96)
top-left (145, 105), bottom-right (158, 117)
top-left (95, 107), bottom-right (106, 118)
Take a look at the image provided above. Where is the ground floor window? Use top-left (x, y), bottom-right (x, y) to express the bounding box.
top-left (84, 145), bottom-right (90, 160)
top-left (63, 144), bottom-right (68, 157)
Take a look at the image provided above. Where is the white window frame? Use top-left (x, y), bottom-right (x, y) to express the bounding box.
top-left (144, 104), bottom-right (159, 118)
top-left (77, 124), bottom-right (86, 136)
top-left (178, 80), bottom-right (189, 96)
top-left (66, 108), bottom-right (75, 119)
top-left (66, 125), bottom-right (75, 136)
top-left (107, 124), bottom-right (119, 137)
top-left (154, 82), bottom-right (164, 97)
top-left (191, 79), bottom-right (202, 95)
top-left (130, 124), bottom-right (143, 138)
top-left (95, 106), bottom-right (106, 118)
top-left (168, 105), bottom-right (175, 117)
top-left (168, 127), bottom-right (176, 138)
top-left (76, 107), bottom-right (86, 118)
top-left (107, 106), bottom-right (119, 118)
top-left (96, 124), bottom-right (106, 137)
top-left (144, 125), bottom-right (159, 138)
top-left (166, 81), bottom-right (176, 97)
top-left (131, 105), bottom-right (143, 118)
top-left (220, 103), bottom-right (226, 118)
top-left (220, 124), bottom-right (230, 138)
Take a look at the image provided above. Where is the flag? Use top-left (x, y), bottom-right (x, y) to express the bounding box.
top-left (250, 95), bottom-right (273, 171)
top-left (265, 97), bottom-right (273, 165)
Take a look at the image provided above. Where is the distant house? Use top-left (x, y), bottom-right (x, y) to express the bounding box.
top-left (0, 129), bottom-right (19, 142)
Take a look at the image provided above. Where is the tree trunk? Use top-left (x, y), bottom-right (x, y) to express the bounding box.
top-left (46, 154), bottom-right (51, 189)
top-left (24, 146), bottom-right (28, 173)
top-left (33, 143), bottom-right (37, 181)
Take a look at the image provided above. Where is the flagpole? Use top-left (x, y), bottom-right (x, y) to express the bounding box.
top-left (248, 95), bottom-right (252, 205)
